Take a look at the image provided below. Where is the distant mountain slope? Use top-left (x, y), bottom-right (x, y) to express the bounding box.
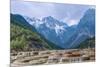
top-left (75, 37), bottom-right (95, 49)
top-left (10, 14), bottom-right (62, 52)
top-left (77, 9), bottom-right (95, 36)
top-left (65, 9), bottom-right (95, 48)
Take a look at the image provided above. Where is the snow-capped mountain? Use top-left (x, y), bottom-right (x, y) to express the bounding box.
top-left (42, 16), bottom-right (68, 35)
top-left (24, 16), bottom-right (68, 35)
top-left (24, 16), bottom-right (44, 28)
top-left (24, 9), bottom-right (95, 49)
top-left (24, 16), bottom-right (70, 48)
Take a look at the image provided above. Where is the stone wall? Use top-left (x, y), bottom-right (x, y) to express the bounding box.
top-left (11, 48), bottom-right (95, 67)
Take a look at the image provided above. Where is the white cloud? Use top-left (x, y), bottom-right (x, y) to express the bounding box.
top-left (11, 0), bottom-right (94, 26)
top-left (62, 17), bottom-right (79, 26)
top-left (68, 19), bottom-right (79, 26)
top-left (90, 6), bottom-right (95, 9)
top-left (11, 1), bottom-right (56, 18)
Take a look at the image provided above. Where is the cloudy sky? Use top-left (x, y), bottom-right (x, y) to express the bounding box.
top-left (11, 0), bottom-right (95, 26)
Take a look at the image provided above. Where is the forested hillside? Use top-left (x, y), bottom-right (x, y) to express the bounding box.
top-left (10, 14), bottom-right (62, 52)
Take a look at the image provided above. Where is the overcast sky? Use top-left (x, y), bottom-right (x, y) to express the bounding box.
top-left (11, 0), bottom-right (95, 26)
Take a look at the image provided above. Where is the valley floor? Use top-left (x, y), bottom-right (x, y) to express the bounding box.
top-left (11, 48), bottom-right (95, 67)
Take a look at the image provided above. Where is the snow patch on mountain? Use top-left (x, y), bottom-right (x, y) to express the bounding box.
top-left (24, 16), bottom-right (45, 28)
top-left (24, 16), bottom-right (68, 36)
top-left (54, 24), bottom-right (66, 35)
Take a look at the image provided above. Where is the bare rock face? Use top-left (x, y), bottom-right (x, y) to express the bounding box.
top-left (11, 48), bottom-right (95, 66)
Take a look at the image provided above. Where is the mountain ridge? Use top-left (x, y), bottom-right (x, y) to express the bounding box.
top-left (11, 8), bottom-right (95, 49)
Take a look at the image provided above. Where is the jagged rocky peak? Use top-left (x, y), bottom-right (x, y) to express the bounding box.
top-left (42, 16), bottom-right (59, 23)
top-left (24, 16), bottom-right (40, 22)
top-left (42, 16), bottom-right (54, 20)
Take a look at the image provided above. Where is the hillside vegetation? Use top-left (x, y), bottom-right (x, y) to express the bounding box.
top-left (10, 14), bottom-right (63, 52)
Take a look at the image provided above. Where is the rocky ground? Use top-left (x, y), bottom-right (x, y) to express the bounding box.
top-left (11, 48), bottom-right (95, 67)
